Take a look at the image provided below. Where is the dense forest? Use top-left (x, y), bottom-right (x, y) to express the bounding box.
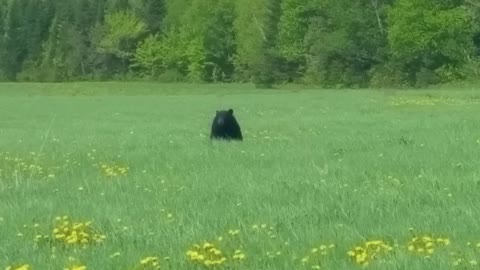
top-left (0, 0), bottom-right (479, 88)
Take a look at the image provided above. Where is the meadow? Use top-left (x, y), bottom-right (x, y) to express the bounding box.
top-left (1, 82), bottom-right (480, 269)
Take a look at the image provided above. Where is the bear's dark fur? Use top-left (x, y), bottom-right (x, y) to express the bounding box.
top-left (210, 109), bottom-right (243, 141)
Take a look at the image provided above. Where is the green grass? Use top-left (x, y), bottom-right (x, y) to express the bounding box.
top-left (1, 82), bottom-right (480, 269)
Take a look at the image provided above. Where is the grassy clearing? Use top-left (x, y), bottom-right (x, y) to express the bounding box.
top-left (1, 83), bottom-right (480, 269)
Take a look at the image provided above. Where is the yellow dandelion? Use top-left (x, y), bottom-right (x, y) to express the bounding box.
top-left (203, 242), bottom-right (214, 249)
top-left (69, 266), bottom-right (86, 270)
top-left (140, 256), bottom-right (158, 265)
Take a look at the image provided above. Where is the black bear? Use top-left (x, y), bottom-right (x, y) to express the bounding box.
top-left (210, 109), bottom-right (243, 141)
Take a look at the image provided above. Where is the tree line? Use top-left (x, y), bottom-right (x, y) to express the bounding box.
top-left (0, 0), bottom-right (479, 88)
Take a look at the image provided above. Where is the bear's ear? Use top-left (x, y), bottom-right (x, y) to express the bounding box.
top-left (228, 109), bottom-right (234, 114)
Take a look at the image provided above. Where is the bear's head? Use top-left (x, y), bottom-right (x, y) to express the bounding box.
top-left (215, 109), bottom-right (234, 126)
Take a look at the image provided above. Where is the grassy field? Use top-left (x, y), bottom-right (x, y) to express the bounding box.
top-left (1, 82), bottom-right (480, 270)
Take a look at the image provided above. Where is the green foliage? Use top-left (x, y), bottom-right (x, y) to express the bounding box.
top-left (38, 15), bottom-right (71, 81)
top-left (131, 0), bottom-right (164, 33)
top-left (132, 30), bottom-right (205, 82)
top-left (234, 0), bottom-right (268, 81)
top-left (96, 11), bottom-right (147, 59)
top-left (276, 0), bottom-right (315, 82)
top-left (369, 63), bottom-right (409, 89)
top-left (303, 0), bottom-right (391, 88)
top-left (251, 0), bottom-right (282, 88)
top-left (0, 0), bottom-right (478, 86)
top-left (387, 0), bottom-right (475, 86)
top-left (234, 0), bottom-right (281, 88)
top-left (131, 35), bottom-right (164, 78)
top-left (138, 0), bottom-right (235, 82)
top-left (0, 0), bottom-right (28, 80)
top-left (277, 0), bottom-right (310, 60)
top-left (201, 0), bottom-right (237, 82)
